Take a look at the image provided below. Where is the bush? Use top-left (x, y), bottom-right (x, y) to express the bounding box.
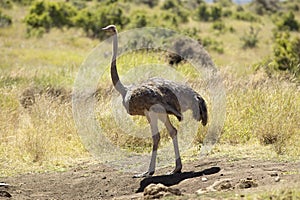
top-left (276, 11), bottom-right (299, 32)
top-left (129, 12), bottom-right (147, 28)
top-left (252, 0), bottom-right (279, 15)
top-left (240, 26), bottom-right (260, 49)
top-left (196, 4), bottom-right (210, 21)
top-left (272, 32), bottom-right (300, 76)
top-left (0, 0), bottom-right (13, 9)
top-left (196, 4), bottom-right (222, 22)
top-left (212, 21), bottom-right (226, 32)
top-left (11, 0), bottom-right (34, 6)
top-left (161, 0), bottom-right (189, 23)
top-left (74, 4), bottom-right (129, 39)
top-left (233, 11), bottom-right (258, 22)
top-left (200, 36), bottom-right (224, 53)
top-left (0, 10), bottom-right (12, 27)
top-left (25, 1), bottom-right (77, 35)
top-left (161, 0), bottom-right (177, 10)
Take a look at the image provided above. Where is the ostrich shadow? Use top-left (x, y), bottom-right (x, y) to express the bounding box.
top-left (136, 166), bottom-right (220, 192)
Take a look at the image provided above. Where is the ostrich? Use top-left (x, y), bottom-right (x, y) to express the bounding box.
top-left (102, 25), bottom-right (208, 178)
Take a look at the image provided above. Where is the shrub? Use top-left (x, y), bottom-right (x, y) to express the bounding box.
top-left (240, 26), bottom-right (260, 49)
top-left (196, 3), bottom-right (210, 21)
top-left (0, 0), bottom-right (13, 9)
top-left (161, 0), bottom-right (188, 23)
top-left (276, 11), bottom-right (299, 31)
top-left (128, 0), bottom-right (159, 8)
top-left (129, 12), bottom-right (147, 28)
top-left (233, 11), bottom-right (258, 22)
top-left (200, 36), bottom-right (224, 53)
top-left (25, 1), bottom-right (77, 35)
top-left (161, 0), bottom-right (177, 10)
top-left (11, 0), bottom-right (34, 6)
top-left (272, 32), bottom-right (300, 76)
top-left (196, 4), bottom-right (222, 22)
top-left (74, 4), bottom-right (129, 39)
top-left (252, 0), bottom-right (279, 15)
top-left (212, 21), bottom-right (226, 32)
top-left (0, 10), bottom-right (12, 27)
top-left (210, 5), bottom-right (222, 21)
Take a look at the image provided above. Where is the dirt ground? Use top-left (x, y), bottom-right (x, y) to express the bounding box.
top-left (1, 157), bottom-right (300, 199)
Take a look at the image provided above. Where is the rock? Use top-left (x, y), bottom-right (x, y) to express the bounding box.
top-left (275, 177), bottom-right (281, 182)
top-left (236, 178), bottom-right (258, 189)
top-left (143, 183), bottom-right (181, 199)
top-left (197, 179), bottom-right (233, 194)
top-left (201, 177), bottom-right (208, 182)
top-left (270, 172), bottom-right (278, 177)
top-left (207, 179), bottom-right (233, 191)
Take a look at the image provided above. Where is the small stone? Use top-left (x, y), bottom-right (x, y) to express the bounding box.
top-left (250, 165), bottom-right (255, 168)
top-left (270, 172), bottom-right (278, 177)
top-left (201, 177), bottom-right (208, 182)
top-left (102, 176), bottom-right (107, 179)
top-left (275, 177), bottom-right (280, 182)
top-left (236, 178), bottom-right (258, 189)
top-left (196, 188), bottom-right (207, 195)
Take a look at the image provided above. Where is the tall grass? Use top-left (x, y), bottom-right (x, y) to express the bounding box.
top-left (221, 70), bottom-right (300, 157)
top-left (0, 88), bottom-right (88, 176)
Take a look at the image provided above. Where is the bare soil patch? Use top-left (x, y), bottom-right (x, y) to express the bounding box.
top-left (1, 157), bottom-right (299, 199)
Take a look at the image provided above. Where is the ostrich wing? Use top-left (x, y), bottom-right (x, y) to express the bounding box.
top-left (123, 78), bottom-right (183, 121)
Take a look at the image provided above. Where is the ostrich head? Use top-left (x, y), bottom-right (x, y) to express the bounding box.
top-left (102, 25), bottom-right (117, 34)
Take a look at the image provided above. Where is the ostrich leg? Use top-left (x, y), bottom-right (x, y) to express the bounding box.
top-left (159, 114), bottom-right (182, 174)
top-left (133, 111), bottom-right (160, 178)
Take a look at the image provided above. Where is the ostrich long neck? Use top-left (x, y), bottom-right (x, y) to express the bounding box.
top-left (111, 32), bottom-right (126, 97)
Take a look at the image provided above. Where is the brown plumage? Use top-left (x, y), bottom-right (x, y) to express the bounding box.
top-left (102, 25), bottom-right (207, 178)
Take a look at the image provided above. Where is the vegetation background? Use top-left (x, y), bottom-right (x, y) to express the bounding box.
top-left (0, 0), bottom-right (299, 190)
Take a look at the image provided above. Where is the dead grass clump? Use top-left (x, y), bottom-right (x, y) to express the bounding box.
top-left (19, 86), bottom-right (71, 109)
top-left (0, 90), bottom-right (86, 176)
top-left (222, 70), bottom-right (300, 156)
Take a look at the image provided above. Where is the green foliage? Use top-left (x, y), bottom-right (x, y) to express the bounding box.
top-left (125, 0), bottom-right (159, 8)
top-left (160, 0), bottom-right (188, 23)
top-left (196, 4), bottom-right (222, 22)
top-left (74, 4), bottom-right (129, 39)
top-left (0, 10), bottom-right (12, 27)
top-left (161, 0), bottom-right (177, 10)
top-left (0, 0), bottom-right (13, 9)
top-left (214, 0), bottom-right (233, 7)
top-left (212, 21), bottom-right (226, 32)
top-left (252, 0), bottom-right (279, 15)
top-left (272, 32), bottom-right (300, 76)
top-left (275, 11), bottom-right (299, 31)
top-left (25, 1), bottom-right (77, 36)
top-left (129, 11), bottom-right (147, 28)
top-left (233, 11), bottom-right (258, 22)
top-left (200, 36), bottom-right (224, 53)
top-left (11, 0), bottom-right (34, 6)
top-left (240, 26), bottom-right (260, 49)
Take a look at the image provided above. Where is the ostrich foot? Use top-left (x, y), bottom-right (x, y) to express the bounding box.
top-left (167, 167), bottom-right (182, 175)
top-left (132, 171), bottom-right (154, 178)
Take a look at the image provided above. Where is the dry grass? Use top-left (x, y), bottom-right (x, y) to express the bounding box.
top-left (0, 3), bottom-right (299, 177)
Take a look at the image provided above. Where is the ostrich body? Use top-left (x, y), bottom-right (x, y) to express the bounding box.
top-left (102, 25), bottom-right (207, 178)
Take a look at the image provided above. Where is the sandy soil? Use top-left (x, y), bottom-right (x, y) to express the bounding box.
top-left (1, 157), bottom-right (300, 199)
